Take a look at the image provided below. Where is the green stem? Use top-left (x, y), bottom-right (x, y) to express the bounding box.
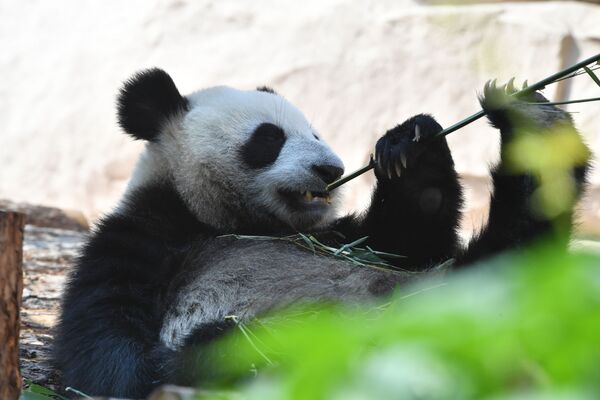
top-left (524, 96), bottom-right (600, 107)
top-left (326, 52), bottom-right (600, 192)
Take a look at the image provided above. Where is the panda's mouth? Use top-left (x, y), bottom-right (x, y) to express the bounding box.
top-left (278, 189), bottom-right (332, 208)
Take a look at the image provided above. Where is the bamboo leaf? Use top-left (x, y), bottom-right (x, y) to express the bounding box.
top-left (583, 66), bottom-right (600, 88)
top-left (334, 236), bottom-right (369, 255)
top-left (298, 233), bottom-right (316, 253)
top-left (366, 246), bottom-right (406, 259)
top-left (344, 236), bottom-right (370, 249)
top-left (229, 233), bottom-right (412, 272)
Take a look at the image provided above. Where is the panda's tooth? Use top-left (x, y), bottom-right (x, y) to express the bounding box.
top-left (305, 191), bottom-right (313, 201)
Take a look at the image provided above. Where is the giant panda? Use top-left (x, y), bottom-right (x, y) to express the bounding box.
top-left (53, 69), bottom-right (589, 398)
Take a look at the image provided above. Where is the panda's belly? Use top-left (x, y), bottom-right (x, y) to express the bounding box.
top-left (159, 239), bottom-right (413, 350)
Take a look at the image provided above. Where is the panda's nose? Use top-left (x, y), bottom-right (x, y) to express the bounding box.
top-left (312, 164), bottom-right (344, 185)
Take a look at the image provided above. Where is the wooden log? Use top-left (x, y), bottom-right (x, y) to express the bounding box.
top-left (0, 211), bottom-right (25, 400)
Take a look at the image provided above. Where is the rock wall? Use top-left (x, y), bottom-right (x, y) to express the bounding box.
top-left (1, 0), bottom-right (599, 234)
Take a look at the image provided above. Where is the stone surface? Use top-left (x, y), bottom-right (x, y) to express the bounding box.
top-left (1, 1), bottom-right (600, 236)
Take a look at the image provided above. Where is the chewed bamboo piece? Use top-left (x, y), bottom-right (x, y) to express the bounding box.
top-left (326, 53), bottom-right (600, 192)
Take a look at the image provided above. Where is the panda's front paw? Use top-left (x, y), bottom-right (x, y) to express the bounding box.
top-left (374, 114), bottom-right (449, 180)
top-left (480, 79), bottom-right (569, 136)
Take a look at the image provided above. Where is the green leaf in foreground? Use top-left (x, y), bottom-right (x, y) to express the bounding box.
top-left (201, 243), bottom-right (600, 400)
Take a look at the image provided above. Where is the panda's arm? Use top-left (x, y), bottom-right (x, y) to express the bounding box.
top-left (331, 114), bottom-right (464, 269)
top-left (456, 84), bottom-right (590, 266)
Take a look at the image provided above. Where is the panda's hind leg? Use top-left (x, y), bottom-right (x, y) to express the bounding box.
top-left (457, 81), bottom-right (591, 266)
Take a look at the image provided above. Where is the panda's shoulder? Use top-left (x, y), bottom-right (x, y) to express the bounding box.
top-left (75, 181), bottom-right (215, 282)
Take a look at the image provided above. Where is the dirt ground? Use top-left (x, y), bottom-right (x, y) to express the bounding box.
top-left (20, 225), bottom-right (86, 391)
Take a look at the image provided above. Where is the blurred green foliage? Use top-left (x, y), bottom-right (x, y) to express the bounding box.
top-left (200, 244), bottom-right (600, 400)
top-left (506, 125), bottom-right (590, 219)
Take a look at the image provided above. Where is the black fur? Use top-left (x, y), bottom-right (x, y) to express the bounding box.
top-left (239, 123), bottom-right (286, 169)
top-left (117, 68), bottom-right (188, 141)
top-left (53, 181), bottom-right (215, 398)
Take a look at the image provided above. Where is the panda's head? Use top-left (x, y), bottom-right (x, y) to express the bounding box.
top-left (118, 68), bottom-right (345, 232)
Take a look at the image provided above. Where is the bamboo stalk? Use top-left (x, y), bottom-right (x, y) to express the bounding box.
top-left (326, 52), bottom-right (600, 192)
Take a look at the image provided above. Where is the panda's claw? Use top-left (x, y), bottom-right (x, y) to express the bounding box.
top-left (381, 147), bottom-right (391, 176)
top-left (506, 77), bottom-right (516, 93)
top-left (387, 164), bottom-right (394, 180)
top-left (400, 152), bottom-right (407, 169)
top-left (413, 124), bottom-right (421, 143)
top-left (394, 162), bottom-right (402, 177)
top-left (522, 80), bottom-right (528, 90)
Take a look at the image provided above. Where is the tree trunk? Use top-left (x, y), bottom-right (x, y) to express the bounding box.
top-left (0, 211), bottom-right (25, 400)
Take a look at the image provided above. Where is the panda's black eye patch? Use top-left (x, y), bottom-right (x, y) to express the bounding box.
top-left (240, 123), bottom-right (286, 169)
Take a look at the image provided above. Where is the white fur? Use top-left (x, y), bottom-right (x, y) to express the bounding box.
top-left (124, 86), bottom-right (344, 231)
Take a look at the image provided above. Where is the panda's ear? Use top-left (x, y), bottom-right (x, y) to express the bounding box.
top-left (117, 68), bottom-right (188, 141)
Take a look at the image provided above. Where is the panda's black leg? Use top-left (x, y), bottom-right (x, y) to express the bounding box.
top-left (171, 319), bottom-right (238, 386)
top-left (456, 82), bottom-right (590, 266)
top-left (333, 114), bottom-right (463, 270)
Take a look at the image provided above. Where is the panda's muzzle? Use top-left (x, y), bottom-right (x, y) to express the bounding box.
top-left (276, 163), bottom-right (341, 210)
